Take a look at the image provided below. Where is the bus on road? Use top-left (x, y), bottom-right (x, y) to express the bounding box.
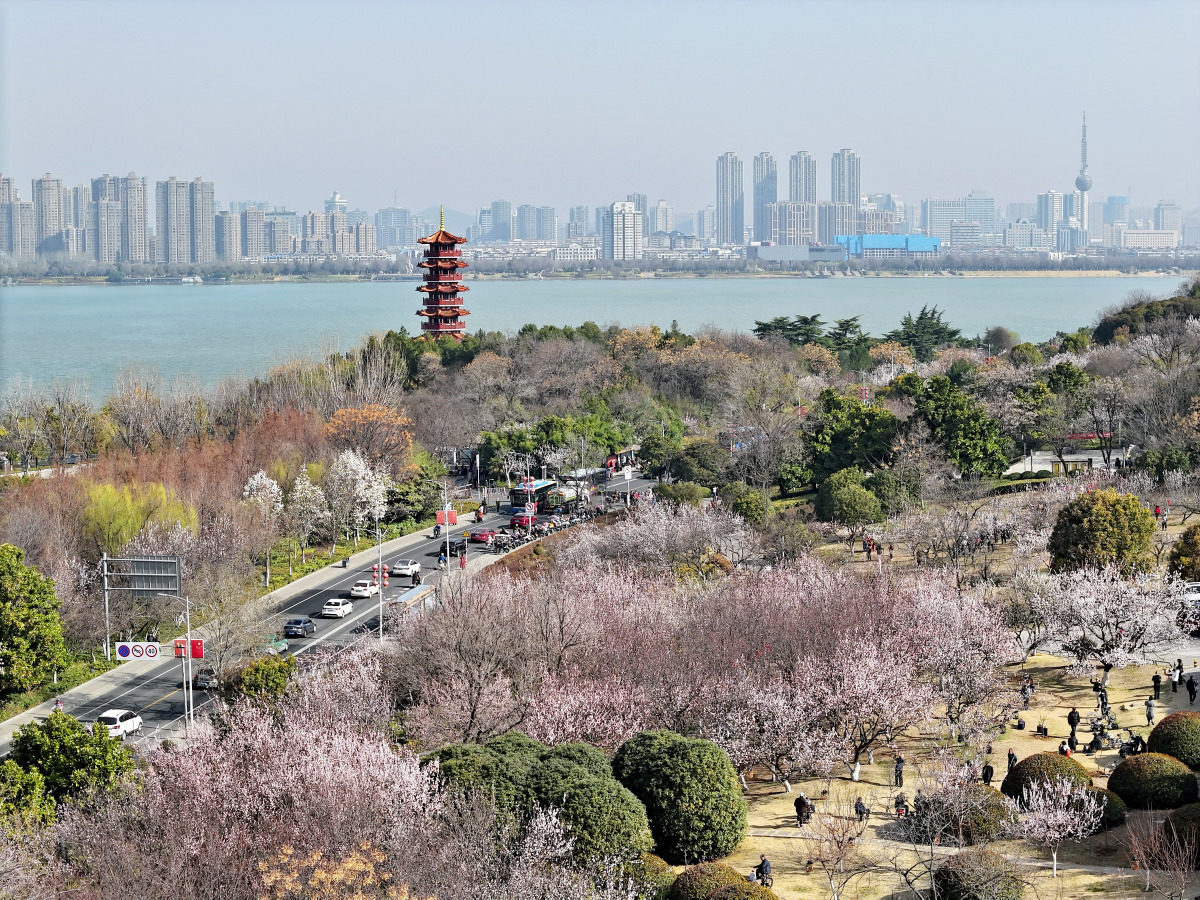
top-left (509, 478), bottom-right (557, 513)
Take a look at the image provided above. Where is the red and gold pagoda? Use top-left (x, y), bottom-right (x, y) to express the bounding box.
top-left (416, 208), bottom-right (470, 341)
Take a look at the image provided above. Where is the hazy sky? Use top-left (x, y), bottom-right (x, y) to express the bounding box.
top-left (2, 0), bottom-right (1198, 219)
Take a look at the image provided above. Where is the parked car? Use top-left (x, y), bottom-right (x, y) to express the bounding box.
top-left (349, 579), bottom-right (378, 599)
top-left (323, 598), bottom-right (354, 618)
top-left (510, 514), bottom-right (537, 528)
top-left (96, 709), bottom-right (142, 739)
top-left (391, 559), bottom-right (421, 577)
top-left (261, 634), bottom-right (289, 656)
top-left (283, 616), bottom-right (317, 638)
top-left (192, 666), bottom-right (219, 690)
top-left (448, 538), bottom-right (467, 557)
top-left (469, 528), bottom-right (498, 543)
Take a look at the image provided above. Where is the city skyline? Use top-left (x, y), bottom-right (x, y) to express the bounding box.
top-left (1, 0), bottom-right (1197, 218)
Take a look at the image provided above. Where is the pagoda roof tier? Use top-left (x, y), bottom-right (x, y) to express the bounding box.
top-left (416, 283), bottom-right (470, 293)
top-left (416, 308), bottom-right (471, 316)
top-left (417, 258), bottom-right (469, 269)
top-left (417, 228), bottom-right (467, 245)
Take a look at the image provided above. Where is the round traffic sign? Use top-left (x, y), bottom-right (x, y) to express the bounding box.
top-left (132, 645), bottom-right (144, 658)
top-left (145, 644), bottom-right (159, 658)
top-left (117, 644), bottom-right (131, 658)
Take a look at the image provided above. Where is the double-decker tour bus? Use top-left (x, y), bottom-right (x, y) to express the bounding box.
top-left (509, 478), bottom-right (558, 513)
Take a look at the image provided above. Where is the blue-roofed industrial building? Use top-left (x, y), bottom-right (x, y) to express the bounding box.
top-left (834, 234), bottom-right (941, 259)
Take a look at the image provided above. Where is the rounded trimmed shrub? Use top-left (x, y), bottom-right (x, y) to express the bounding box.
top-left (666, 862), bottom-right (745, 900)
top-left (628, 853), bottom-right (676, 900)
top-left (555, 775), bottom-right (653, 863)
top-left (934, 848), bottom-right (1024, 900)
top-left (1149, 712), bottom-right (1200, 770)
top-left (616, 731), bottom-right (748, 864)
top-left (1165, 803), bottom-right (1200, 869)
top-left (1108, 752), bottom-right (1199, 810)
top-left (486, 731), bottom-right (547, 758)
top-left (907, 784), bottom-right (1015, 845)
top-left (1089, 786), bottom-right (1127, 830)
top-left (1000, 752), bottom-right (1092, 801)
top-left (541, 741), bottom-right (613, 779)
top-left (709, 884), bottom-right (779, 900)
top-left (423, 744), bottom-right (530, 812)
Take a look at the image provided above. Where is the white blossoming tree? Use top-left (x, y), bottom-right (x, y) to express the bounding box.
top-left (242, 470), bottom-right (283, 584)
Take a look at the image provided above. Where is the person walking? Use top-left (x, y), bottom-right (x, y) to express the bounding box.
top-left (1188, 675), bottom-right (1198, 705)
top-left (1067, 707), bottom-right (1081, 735)
top-left (1153, 672), bottom-right (1163, 700)
top-left (855, 797), bottom-right (868, 822)
top-left (1146, 695), bottom-right (1157, 726)
top-left (894, 754), bottom-right (905, 788)
top-left (1007, 748), bottom-right (1018, 774)
top-left (981, 761), bottom-right (994, 786)
top-left (794, 794), bottom-right (805, 827)
top-left (1172, 668), bottom-right (1180, 694)
top-left (459, 552), bottom-right (466, 570)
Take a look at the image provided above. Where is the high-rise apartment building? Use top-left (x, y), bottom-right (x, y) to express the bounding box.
top-left (92, 199), bottom-right (121, 263)
top-left (376, 208), bottom-right (413, 249)
top-left (189, 178), bottom-right (215, 264)
top-left (766, 201), bottom-right (816, 246)
top-left (536, 207), bottom-right (557, 243)
top-left (488, 200), bottom-right (512, 241)
top-left (816, 202), bottom-right (855, 244)
top-left (568, 206), bottom-right (589, 238)
top-left (830, 150), bottom-right (861, 208)
top-left (32, 174), bottom-right (64, 253)
top-left (651, 200), bottom-right (673, 234)
top-left (0, 176), bottom-right (15, 204)
top-left (241, 207), bottom-right (266, 257)
top-left (155, 177), bottom-right (192, 264)
top-left (515, 204), bottom-right (538, 241)
top-left (920, 198), bottom-right (966, 242)
top-left (752, 152), bottom-right (777, 242)
top-left (626, 193), bottom-right (649, 223)
top-left (267, 218), bottom-right (293, 254)
top-left (1036, 191), bottom-right (1064, 234)
top-left (1103, 195), bottom-right (1130, 226)
top-left (353, 222), bottom-right (376, 255)
top-left (601, 201), bottom-right (643, 261)
top-left (696, 206), bottom-right (716, 244)
top-left (789, 151), bottom-right (817, 204)
top-left (715, 152), bottom-right (744, 246)
top-left (1155, 200), bottom-right (1183, 236)
top-left (120, 173), bottom-right (149, 263)
top-left (963, 191), bottom-right (995, 233)
top-left (215, 211), bottom-right (241, 260)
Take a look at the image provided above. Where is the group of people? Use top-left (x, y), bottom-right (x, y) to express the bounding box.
top-left (861, 536), bottom-right (894, 562)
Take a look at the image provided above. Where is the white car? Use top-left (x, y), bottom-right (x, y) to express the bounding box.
top-left (96, 709), bottom-right (142, 739)
top-left (349, 579), bottom-right (378, 599)
top-left (323, 598), bottom-right (354, 618)
top-left (391, 559), bottom-right (421, 577)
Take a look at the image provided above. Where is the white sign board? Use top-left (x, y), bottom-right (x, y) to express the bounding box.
top-left (623, 465), bottom-right (632, 481)
top-left (524, 503), bottom-right (536, 515)
top-left (115, 641), bottom-right (160, 661)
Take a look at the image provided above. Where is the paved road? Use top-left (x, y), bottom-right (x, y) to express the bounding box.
top-left (1, 474), bottom-right (659, 754)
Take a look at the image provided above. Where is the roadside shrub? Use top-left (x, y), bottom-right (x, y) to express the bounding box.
top-left (615, 731), bottom-right (748, 864)
top-left (1165, 803), bottom-right (1200, 868)
top-left (1047, 487), bottom-right (1155, 574)
top-left (1149, 712), bottom-right (1200, 770)
top-left (1108, 753), bottom-right (1199, 809)
top-left (666, 862), bottom-right (745, 900)
top-left (933, 848), bottom-right (1024, 900)
top-left (1168, 524), bottom-right (1200, 582)
top-left (1000, 752), bottom-right (1091, 801)
top-left (540, 741), bottom-right (612, 779)
top-left (1089, 786), bottom-right (1127, 830)
top-left (906, 784), bottom-right (1014, 845)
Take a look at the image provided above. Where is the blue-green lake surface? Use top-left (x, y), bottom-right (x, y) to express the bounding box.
top-left (0, 275), bottom-right (1181, 395)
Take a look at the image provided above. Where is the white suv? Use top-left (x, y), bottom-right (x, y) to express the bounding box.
top-left (322, 598), bottom-right (354, 618)
top-left (391, 559), bottom-right (421, 577)
top-left (96, 709), bottom-right (142, 739)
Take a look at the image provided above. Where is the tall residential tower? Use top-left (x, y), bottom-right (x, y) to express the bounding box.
top-left (715, 152), bottom-right (744, 246)
top-left (752, 152), bottom-right (777, 242)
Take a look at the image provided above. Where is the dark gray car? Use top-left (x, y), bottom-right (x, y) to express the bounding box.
top-left (283, 616), bottom-right (317, 638)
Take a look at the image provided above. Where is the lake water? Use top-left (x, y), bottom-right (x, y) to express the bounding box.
top-left (0, 274), bottom-right (1181, 395)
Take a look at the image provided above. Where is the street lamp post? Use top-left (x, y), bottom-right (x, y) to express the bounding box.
top-left (157, 592), bottom-right (194, 739)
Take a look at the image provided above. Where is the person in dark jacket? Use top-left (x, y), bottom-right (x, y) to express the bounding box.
top-left (1007, 749), bottom-right (1018, 773)
top-left (1188, 675), bottom-right (1197, 705)
top-left (1067, 732), bottom-right (1078, 753)
top-left (855, 797), bottom-right (868, 822)
top-left (1067, 707), bottom-right (1081, 734)
top-left (753, 855), bottom-right (771, 883)
top-left (894, 754), bottom-right (905, 788)
top-left (794, 794), bottom-right (806, 826)
top-left (980, 761), bottom-right (994, 786)
top-left (1153, 672), bottom-right (1163, 699)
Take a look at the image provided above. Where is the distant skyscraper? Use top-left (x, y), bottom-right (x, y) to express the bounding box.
top-left (1155, 200), bottom-right (1183, 235)
top-left (963, 190), bottom-right (995, 232)
top-left (568, 206), bottom-right (589, 238)
top-left (752, 152), bottom-right (777, 242)
top-left (602, 201), bottom-right (643, 260)
top-left (155, 177), bottom-right (192, 264)
top-left (488, 200), bottom-right (512, 241)
top-left (695, 206), bottom-right (716, 244)
top-left (1036, 191), bottom-right (1064, 233)
top-left (626, 193), bottom-right (649, 223)
top-left (1075, 113), bottom-right (1092, 232)
top-left (1103, 195), bottom-right (1130, 226)
top-left (215, 210), bottom-right (241, 260)
top-left (830, 150), bottom-right (861, 207)
top-left (920, 198), bottom-right (966, 242)
top-left (190, 178), bottom-right (216, 264)
top-left (536, 206), bottom-right (557, 243)
top-left (651, 199), bottom-right (673, 234)
top-left (515, 204), bottom-right (538, 241)
top-left (92, 199), bottom-right (121, 263)
top-left (715, 152), bottom-right (744, 245)
top-left (120, 173), bottom-right (149, 263)
top-left (324, 191), bottom-right (347, 215)
top-left (766, 201), bottom-right (816, 246)
top-left (31, 174), bottom-right (64, 253)
top-left (789, 151), bottom-right (816, 204)
top-left (242, 207), bottom-right (267, 257)
top-left (816, 202), bottom-right (855, 244)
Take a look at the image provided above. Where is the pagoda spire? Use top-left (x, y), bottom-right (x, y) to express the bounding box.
top-left (415, 214), bottom-right (470, 341)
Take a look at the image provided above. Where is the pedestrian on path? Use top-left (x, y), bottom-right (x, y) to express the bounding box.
top-left (1007, 749), bottom-right (1018, 774)
top-left (981, 761), bottom-right (994, 786)
top-left (1067, 707), bottom-right (1081, 735)
top-left (1146, 695), bottom-right (1156, 726)
top-left (1172, 668), bottom-right (1180, 693)
top-left (1153, 672), bottom-right (1162, 699)
top-left (1189, 675), bottom-right (1197, 705)
top-left (459, 553), bottom-right (466, 570)
top-left (894, 754), bottom-right (905, 788)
